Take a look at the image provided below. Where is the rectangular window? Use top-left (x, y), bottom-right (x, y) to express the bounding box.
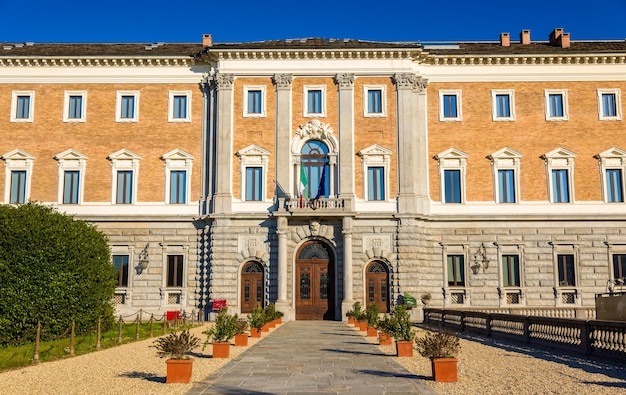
top-left (116, 171), bottom-right (133, 204)
top-left (113, 255), bottom-right (129, 287)
top-left (68, 95), bottom-right (83, 119)
top-left (442, 94), bottom-right (458, 118)
top-left (614, 254), bottom-right (626, 280)
top-left (545, 90), bottom-right (569, 120)
top-left (173, 95), bottom-right (187, 119)
top-left (247, 90), bottom-right (262, 114)
top-left (307, 90), bottom-right (322, 114)
top-left (120, 95), bottom-right (135, 119)
top-left (444, 169), bottom-right (461, 203)
top-left (548, 94), bottom-right (563, 117)
top-left (502, 255), bottom-right (520, 287)
top-left (10, 170), bottom-right (26, 204)
top-left (367, 89), bottom-right (382, 114)
top-left (447, 255), bottom-right (465, 286)
top-left (170, 170), bottom-right (187, 204)
top-left (167, 255), bottom-right (184, 287)
top-left (606, 169), bottom-right (624, 203)
top-left (245, 167), bottom-right (262, 201)
top-left (557, 254), bottom-right (575, 286)
top-left (602, 93), bottom-right (617, 117)
top-left (498, 169), bottom-right (516, 203)
top-left (552, 169), bottom-right (570, 203)
top-left (16, 96), bottom-right (30, 119)
top-left (367, 167), bottom-right (385, 201)
top-left (495, 94), bottom-right (510, 118)
top-left (63, 170), bottom-right (80, 204)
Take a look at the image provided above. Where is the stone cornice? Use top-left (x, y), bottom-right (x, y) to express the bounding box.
top-left (422, 53), bottom-right (626, 66)
top-left (199, 49), bottom-right (424, 63)
top-left (0, 56), bottom-right (195, 67)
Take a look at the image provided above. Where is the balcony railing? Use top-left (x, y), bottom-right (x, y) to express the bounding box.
top-left (282, 197), bottom-right (346, 212)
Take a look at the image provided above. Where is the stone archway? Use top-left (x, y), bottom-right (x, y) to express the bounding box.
top-left (241, 261), bottom-right (264, 313)
top-left (295, 240), bottom-right (335, 320)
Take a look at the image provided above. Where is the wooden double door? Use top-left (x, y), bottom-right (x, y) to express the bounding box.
top-left (295, 241), bottom-right (335, 320)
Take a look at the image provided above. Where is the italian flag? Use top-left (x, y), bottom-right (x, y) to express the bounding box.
top-left (299, 166), bottom-right (308, 207)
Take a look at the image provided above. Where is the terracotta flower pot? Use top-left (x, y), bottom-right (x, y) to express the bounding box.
top-left (269, 320), bottom-right (276, 328)
top-left (367, 326), bottom-right (378, 337)
top-left (348, 317), bottom-right (356, 325)
top-left (212, 341), bottom-right (230, 358)
top-left (395, 340), bottom-right (414, 357)
top-left (250, 327), bottom-right (262, 338)
top-left (261, 323), bottom-right (270, 332)
top-left (431, 358), bottom-right (458, 382)
top-left (275, 317), bottom-right (282, 325)
top-left (358, 321), bottom-right (368, 331)
top-left (165, 358), bottom-right (194, 384)
top-left (234, 333), bottom-right (248, 347)
top-left (379, 333), bottom-right (393, 345)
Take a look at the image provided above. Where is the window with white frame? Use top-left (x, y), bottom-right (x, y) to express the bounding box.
top-left (358, 145), bottom-right (391, 202)
top-left (116, 91), bottom-right (139, 122)
top-left (595, 147), bottom-right (626, 203)
top-left (168, 91), bottom-right (191, 122)
top-left (543, 147), bottom-right (576, 203)
top-left (1, 149), bottom-right (34, 204)
top-left (114, 254), bottom-right (130, 287)
top-left (236, 145), bottom-right (270, 202)
top-left (441, 244), bottom-right (468, 305)
top-left (489, 147), bottom-right (522, 203)
top-left (495, 243), bottom-right (524, 305)
top-left (491, 89), bottom-right (515, 121)
top-left (435, 148), bottom-right (468, 203)
top-left (439, 90), bottom-right (462, 121)
top-left (10, 91), bottom-right (35, 122)
top-left (63, 91), bottom-right (87, 122)
top-left (161, 148), bottom-right (194, 205)
top-left (363, 85), bottom-right (386, 117)
top-left (544, 89), bottom-right (568, 121)
top-left (551, 243), bottom-right (579, 305)
top-left (161, 244), bottom-right (189, 306)
top-left (303, 86), bottom-right (326, 117)
top-left (243, 86), bottom-right (266, 117)
top-left (107, 149), bottom-right (141, 205)
top-left (613, 252), bottom-right (626, 283)
top-left (597, 89), bottom-right (622, 120)
top-left (54, 149), bottom-right (88, 205)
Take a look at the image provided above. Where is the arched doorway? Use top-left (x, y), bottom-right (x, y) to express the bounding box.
top-left (241, 261), bottom-right (264, 313)
top-left (366, 260), bottom-right (390, 313)
top-left (295, 240), bottom-right (335, 320)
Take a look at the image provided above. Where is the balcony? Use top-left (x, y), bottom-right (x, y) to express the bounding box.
top-left (278, 197), bottom-right (347, 215)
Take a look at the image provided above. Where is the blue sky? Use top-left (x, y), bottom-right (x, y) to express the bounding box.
top-left (1, 0), bottom-right (625, 44)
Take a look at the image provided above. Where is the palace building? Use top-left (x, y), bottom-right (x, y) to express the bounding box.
top-left (2, 28), bottom-right (626, 320)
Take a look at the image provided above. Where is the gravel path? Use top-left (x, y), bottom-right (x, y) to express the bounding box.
top-left (1, 323), bottom-right (624, 394)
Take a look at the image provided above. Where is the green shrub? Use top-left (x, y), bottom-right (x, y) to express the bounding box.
top-left (0, 203), bottom-right (117, 344)
top-left (247, 305), bottom-right (266, 330)
top-left (153, 329), bottom-right (200, 360)
top-left (366, 303), bottom-right (380, 327)
top-left (203, 308), bottom-right (238, 343)
top-left (415, 329), bottom-right (460, 359)
top-left (388, 304), bottom-right (416, 341)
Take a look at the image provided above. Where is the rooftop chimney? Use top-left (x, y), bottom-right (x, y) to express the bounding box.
top-left (549, 28), bottom-right (564, 45)
top-left (560, 32), bottom-right (570, 48)
top-left (500, 33), bottom-right (510, 47)
top-left (520, 30), bottom-right (531, 45)
top-left (202, 34), bottom-right (213, 47)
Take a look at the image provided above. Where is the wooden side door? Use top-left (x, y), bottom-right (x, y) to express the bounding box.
top-left (366, 261), bottom-right (389, 313)
top-left (295, 242), bottom-right (334, 320)
top-left (241, 261), bottom-right (264, 313)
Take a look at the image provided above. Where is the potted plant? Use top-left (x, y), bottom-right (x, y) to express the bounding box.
top-left (234, 319), bottom-right (249, 347)
top-left (351, 301), bottom-right (364, 328)
top-left (346, 307), bottom-right (355, 325)
top-left (203, 307), bottom-right (238, 358)
top-left (152, 329), bottom-right (201, 384)
top-left (389, 304), bottom-right (416, 357)
top-left (365, 303), bottom-right (380, 337)
top-left (264, 303), bottom-right (277, 328)
top-left (247, 305), bottom-right (266, 338)
top-left (415, 328), bottom-right (461, 382)
top-left (274, 308), bottom-right (284, 325)
top-left (376, 314), bottom-right (394, 345)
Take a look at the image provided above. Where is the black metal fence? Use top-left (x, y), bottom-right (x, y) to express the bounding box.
top-left (423, 308), bottom-right (626, 363)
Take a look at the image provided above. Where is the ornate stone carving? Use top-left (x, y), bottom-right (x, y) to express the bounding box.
top-left (215, 73), bottom-right (234, 90)
top-left (199, 74), bottom-right (213, 93)
top-left (393, 73), bottom-right (428, 92)
top-left (295, 120), bottom-right (334, 140)
top-left (334, 73), bottom-right (355, 89)
top-left (237, 235), bottom-right (267, 262)
top-left (363, 234), bottom-right (393, 260)
top-left (272, 73), bottom-right (293, 89)
top-left (309, 221), bottom-right (320, 236)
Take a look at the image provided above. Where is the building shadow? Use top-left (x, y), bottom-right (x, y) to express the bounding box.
top-left (117, 371), bottom-right (164, 383)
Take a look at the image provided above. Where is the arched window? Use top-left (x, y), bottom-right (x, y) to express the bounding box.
top-left (300, 141), bottom-right (330, 199)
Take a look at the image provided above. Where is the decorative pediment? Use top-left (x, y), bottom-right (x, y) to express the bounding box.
top-left (488, 147), bottom-right (522, 167)
top-left (160, 148), bottom-right (194, 161)
top-left (358, 144), bottom-right (392, 157)
top-left (54, 148), bottom-right (88, 161)
top-left (1, 149), bottom-right (35, 168)
top-left (107, 148), bottom-right (141, 161)
top-left (434, 148), bottom-right (468, 167)
top-left (541, 147), bottom-right (576, 166)
top-left (595, 147), bottom-right (626, 166)
top-left (236, 145), bottom-right (270, 157)
top-left (291, 120), bottom-right (338, 155)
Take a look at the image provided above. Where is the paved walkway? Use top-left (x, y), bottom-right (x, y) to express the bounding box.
top-left (186, 321), bottom-right (436, 395)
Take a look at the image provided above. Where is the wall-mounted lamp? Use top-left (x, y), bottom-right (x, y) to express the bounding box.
top-left (135, 244), bottom-right (149, 275)
top-left (471, 242), bottom-right (489, 275)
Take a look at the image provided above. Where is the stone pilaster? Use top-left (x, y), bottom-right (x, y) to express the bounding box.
top-left (335, 73), bottom-right (355, 210)
top-left (273, 74), bottom-right (293, 199)
top-left (213, 72), bottom-right (234, 214)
